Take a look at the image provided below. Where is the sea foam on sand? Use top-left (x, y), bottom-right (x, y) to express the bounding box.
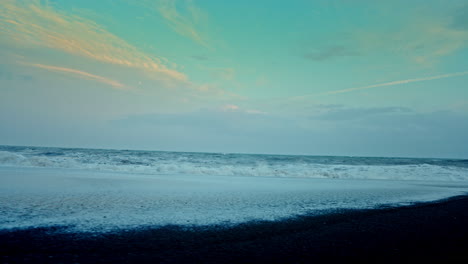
top-left (1, 166), bottom-right (467, 232)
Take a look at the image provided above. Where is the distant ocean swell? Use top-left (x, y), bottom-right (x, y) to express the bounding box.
top-left (0, 146), bottom-right (467, 181)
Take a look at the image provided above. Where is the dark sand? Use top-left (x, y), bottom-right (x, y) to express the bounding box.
top-left (2, 195), bottom-right (468, 263)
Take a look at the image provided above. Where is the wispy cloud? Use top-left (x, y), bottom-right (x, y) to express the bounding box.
top-left (311, 106), bottom-right (412, 121)
top-left (325, 71), bottom-right (468, 95)
top-left (24, 63), bottom-right (126, 89)
top-left (350, 10), bottom-right (468, 67)
top-left (0, 0), bottom-right (186, 83)
top-left (222, 104), bottom-right (239, 111)
top-left (157, 0), bottom-right (209, 47)
top-left (214, 68), bottom-right (235, 81)
top-left (190, 55), bottom-right (209, 61)
top-left (221, 104), bottom-right (267, 115)
top-left (123, 0), bottom-right (210, 47)
top-left (303, 46), bottom-right (360, 61)
top-left (303, 4), bottom-right (468, 67)
top-left (131, 0), bottom-right (209, 48)
top-left (451, 4), bottom-right (468, 31)
top-left (0, 66), bottom-right (33, 81)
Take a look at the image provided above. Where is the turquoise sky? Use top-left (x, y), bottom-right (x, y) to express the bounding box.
top-left (1, 0), bottom-right (468, 158)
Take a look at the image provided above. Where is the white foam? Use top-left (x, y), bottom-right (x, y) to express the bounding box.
top-left (0, 150), bottom-right (467, 181)
top-left (1, 167), bottom-right (466, 232)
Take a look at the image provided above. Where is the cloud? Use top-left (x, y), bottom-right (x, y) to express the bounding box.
top-left (108, 107), bottom-right (468, 157)
top-left (245, 109), bottom-right (267, 115)
top-left (450, 100), bottom-right (468, 112)
top-left (222, 104), bottom-right (239, 111)
top-left (0, 67), bottom-right (33, 81)
top-left (132, 0), bottom-right (209, 48)
top-left (191, 55), bottom-right (209, 61)
top-left (303, 4), bottom-right (468, 67)
top-left (324, 71), bottom-right (468, 95)
top-left (0, 0), bottom-right (186, 83)
top-left (451, 4), bottom-right (468, 31)
top-left (303, 46), bottom-right (360, 61)
top-left (113, 106), bottom-right (271, 130)
top-left (351, 11), bottom-right (468, 66)
top-left (255, 75), bottom-right (269, 87)
top-left (107, 109), bottom-right (290, 154)
top-left (214, 68), bottom-right (235, 81)
top-left (112, 108), bottom-right (275, 132)
top-left (24, 63), bottom-right (125, 89)
top-left (311, 106), bottom-right (412, 121)
top-left (220, 104), bottom-right (266, 114)
top-left (330, 110), bottom-right (468, 158)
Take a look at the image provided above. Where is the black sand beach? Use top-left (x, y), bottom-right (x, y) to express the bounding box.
top-left (2, 195), bottom-right (468, 263)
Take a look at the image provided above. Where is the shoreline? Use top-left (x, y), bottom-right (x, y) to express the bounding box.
top-left (2, 195), bottom-right (468, 263)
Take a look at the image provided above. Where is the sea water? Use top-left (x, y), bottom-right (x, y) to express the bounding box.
top-left (1, 145), bottom-right (467, 232)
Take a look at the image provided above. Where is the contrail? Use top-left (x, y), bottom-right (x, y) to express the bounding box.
top-left (325, 71), bottom-right (468, 95)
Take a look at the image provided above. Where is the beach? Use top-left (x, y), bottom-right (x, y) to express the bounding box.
top-left (2, 195), bottom-right (468, 263)
top-left (1, 147), bottom-right (468, 263)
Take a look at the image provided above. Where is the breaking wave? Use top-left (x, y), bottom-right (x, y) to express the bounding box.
top-left (0, 146), bottom-right (467, 181)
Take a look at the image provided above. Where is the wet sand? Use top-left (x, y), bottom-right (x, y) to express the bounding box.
top-left (1, 195), bottom-right (468, 263)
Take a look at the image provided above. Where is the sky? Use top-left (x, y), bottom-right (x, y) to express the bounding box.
top-left (1, 0), bottom-right (468, 158)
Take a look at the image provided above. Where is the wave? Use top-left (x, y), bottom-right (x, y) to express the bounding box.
top-left (1, 149), bottom-right (467, 181)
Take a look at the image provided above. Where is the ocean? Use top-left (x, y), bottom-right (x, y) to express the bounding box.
top-left (1, 145), bottom-right (467, 232)
top-left (1, 145), bottom-right (467, 181)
